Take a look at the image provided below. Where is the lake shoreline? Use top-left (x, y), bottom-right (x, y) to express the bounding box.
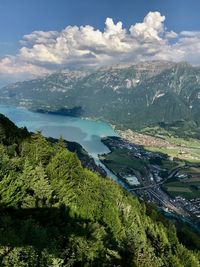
top-left (1, 104), bottom-right (200, 237)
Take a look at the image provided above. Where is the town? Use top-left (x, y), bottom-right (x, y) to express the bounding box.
top-left (100, 136), bottom-right (200, 226)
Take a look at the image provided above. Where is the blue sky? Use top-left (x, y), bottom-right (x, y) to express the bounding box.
top-left (1, 0), bottom-right (200, 83)
top-left (1, 0), bottom-right (200, 55)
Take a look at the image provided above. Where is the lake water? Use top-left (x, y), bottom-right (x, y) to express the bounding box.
top-left (0, 105), bottom-right (118, 156)
top-left (0, 104), bottom-right (123, 182)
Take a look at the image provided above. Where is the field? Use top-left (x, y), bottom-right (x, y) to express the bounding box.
top-left (100, 148), bottom-right (146, 174)
top-left (119, 127), bottom-right (200, 163)
top-left (166, 187), bottom-right (192, 193)
top-left (163, 181), bottom-right (200, 199)
top-left (146, 145), bottom-right (200, 163)
top-left (143, 127), bottom-right (200, 163)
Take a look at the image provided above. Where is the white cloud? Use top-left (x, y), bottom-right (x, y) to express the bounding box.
top-left (1, 11), bottom-right (200, 82)
top-left (0, 56), bottom-right (49, 75)
top-left (165, 31), bottom-right (178, 39)
top-left (20, 31), bottom-right (59, 45)
top-left (130, 11), bottom-right (165, 41)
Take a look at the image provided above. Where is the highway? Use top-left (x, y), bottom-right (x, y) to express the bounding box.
top-left (129, 166), bottom-right (182, 192)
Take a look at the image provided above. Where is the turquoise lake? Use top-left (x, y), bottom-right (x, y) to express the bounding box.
top-left (0, 105), bottom-right (128, 185)
top-left (0, 105), bottom-right (118, 157)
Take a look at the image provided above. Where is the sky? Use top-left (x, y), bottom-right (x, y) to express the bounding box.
top-left (1, 0), bottom-right (200, 84)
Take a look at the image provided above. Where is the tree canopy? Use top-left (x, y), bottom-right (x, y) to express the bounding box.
top-left (0, 114), bottom-right (199, 266)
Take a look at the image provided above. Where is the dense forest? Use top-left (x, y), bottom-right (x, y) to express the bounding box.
top-left (0, 113), bottom-right (199, 266)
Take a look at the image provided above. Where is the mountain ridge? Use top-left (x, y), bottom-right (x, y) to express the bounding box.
top-left (1, 60), bottom-right (200, 130)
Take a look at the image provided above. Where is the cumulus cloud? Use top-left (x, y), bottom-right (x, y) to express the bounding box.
top-left (0, 56), bottom-right (49, 75)
top-left (130, 11), bottom-right (165, 41)
top-left (164, 31), bottom-right (178, 39)
top-left (20, 31), bottom-right (59, 45)
top-left (1, 11), bottom-right (200, 82)
top-left (0, 56), bottom-right (52, 85)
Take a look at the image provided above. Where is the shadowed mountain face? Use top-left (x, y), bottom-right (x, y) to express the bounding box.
top-left (0, 114), bottom-right (200, 266)
top-left (1, 61), bottom-right (200, 129)
top-left (0, 206), bottom-right (94, 250)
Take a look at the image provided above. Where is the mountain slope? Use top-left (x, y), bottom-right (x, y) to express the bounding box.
top-left (0, 114), bottom-right (199, 266)
top-left (1, 61), bottom-right (200, 129)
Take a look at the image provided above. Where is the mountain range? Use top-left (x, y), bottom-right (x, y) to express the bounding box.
top-left (1, 60), bottom-right (200, 130)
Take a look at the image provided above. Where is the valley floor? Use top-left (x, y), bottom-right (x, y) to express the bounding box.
top-left (99, 133), bottom-right (200, 229)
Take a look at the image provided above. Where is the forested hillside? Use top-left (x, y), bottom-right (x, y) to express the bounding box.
top-left (0, 114), bottom-right (199, 266)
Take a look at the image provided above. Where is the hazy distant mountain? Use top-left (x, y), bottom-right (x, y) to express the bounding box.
top-left (1, 60), bottom-right (200, 129)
